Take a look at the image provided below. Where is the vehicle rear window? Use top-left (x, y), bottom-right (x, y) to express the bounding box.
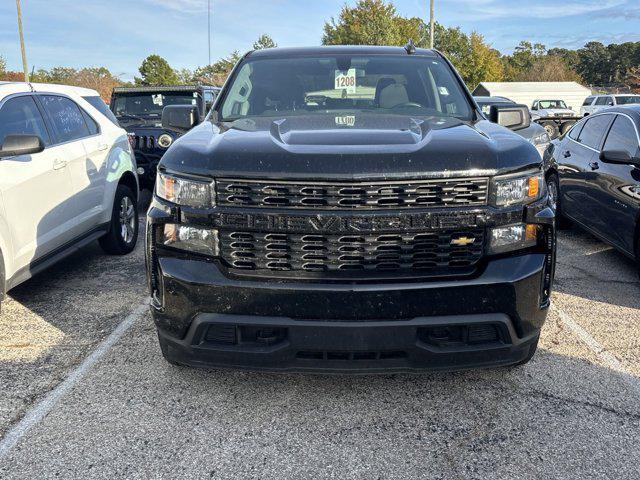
top-left (577, 114), bottom-right (613, 150)
top-left (83, 95), bottom-right (119, 125)
top-left (615, 96), bottom-right (640, 105)
top-left (219, 55), bottom-right (473, 122)
top-left (603, 115), bottom-right (638, 156)
top-left (0, 95), bottom-right (50, 146)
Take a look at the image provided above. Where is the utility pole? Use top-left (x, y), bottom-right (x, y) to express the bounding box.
top-left (16, 0), bottom-right (29, 82)
top-left (207, 0), bottom-right (211, 65)
top-left (430, 0), bottom-right (435, 49)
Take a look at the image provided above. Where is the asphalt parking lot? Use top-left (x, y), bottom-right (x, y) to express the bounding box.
top-left (0, 218), bottom-right (639, 479)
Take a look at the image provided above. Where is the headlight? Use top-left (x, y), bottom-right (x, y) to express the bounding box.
top-left (160, 224), bottom-right (219, 256)
top-left (156, 172), bottom-right (215, 208)
top-left (488, 223), bottom-right (538, 254)
top-left (492, 171), bottom-right (545, 207)
top-left (157, 134), bottom-right (173, 149)
top-left (530, 132), bottom-right (551, 157)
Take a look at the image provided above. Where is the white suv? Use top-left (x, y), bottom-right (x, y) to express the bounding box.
top-left (0, 82), bottom-right (139, 311)
top-left (580, 94), bottom-right (640, 116)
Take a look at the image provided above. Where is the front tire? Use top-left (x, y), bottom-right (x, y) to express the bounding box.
top-left (99, 184), bottom-right (139, 255)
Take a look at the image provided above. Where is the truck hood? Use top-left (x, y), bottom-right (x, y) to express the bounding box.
top-left (160, 113), bottom-right (541, 180)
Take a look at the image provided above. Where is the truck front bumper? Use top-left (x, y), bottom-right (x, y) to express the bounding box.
top-left (151, 253), bottom-right (550, 373)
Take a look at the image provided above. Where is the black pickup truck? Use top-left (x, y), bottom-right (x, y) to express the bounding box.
top-left (147, 46), bottom-right (556, 373)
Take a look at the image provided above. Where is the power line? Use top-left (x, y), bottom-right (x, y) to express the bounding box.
top-left (16, 0), bottom-right (29, 82)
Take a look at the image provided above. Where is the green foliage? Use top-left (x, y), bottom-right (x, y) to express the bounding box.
top-left (322, 0), bottom-right (415, 47)
top-left (253, 34), bottom-right (277, 50)
top-left (135, 54), bottom-right (180, 86)
top-left (322, 1), bottom-right (503, 87)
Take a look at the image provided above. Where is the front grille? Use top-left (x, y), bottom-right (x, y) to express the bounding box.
top-left (133, 135), bottom-right (156, 150)
top-left (216, 178), bottom-right (489, 210)
top-left (220, 229), bottom-right (484, 276)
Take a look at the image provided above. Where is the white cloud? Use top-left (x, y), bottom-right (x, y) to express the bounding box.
top-left (442, 0), bottom-right (628, 20)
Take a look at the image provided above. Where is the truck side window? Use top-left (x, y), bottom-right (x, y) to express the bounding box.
top-left (0, 95), bottom-right (51, 146)
top-left (603, 116), bottom-right (638, 157)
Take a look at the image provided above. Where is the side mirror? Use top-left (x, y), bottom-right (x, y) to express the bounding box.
top-left (600, 149), bottom-right (638, 165)
top-left (531, 105), bottom-right (538, 110)
top-left (162, 105), bottom-right (200, 134)
top-left (608, 101), bottom-right (614, 106)
top-left (489, 104), bottom-right (531, 131)
top-left (0, 134), bottom-right (45, 159)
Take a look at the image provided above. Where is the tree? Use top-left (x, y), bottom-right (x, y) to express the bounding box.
top-left (322, 0), bottom-right (409, 46)
top-left (577, 42), bottom-right (610, 85)
top-left (517, 56), bottom-right (583, 83)
top-left (135, 54), bottom-right (179, 86)
top-left (625, 67), bottom-right (640, 93)
top-left (502, 41), bottom-right (547, 80)
top-left (0, 56), bottom-right (6, 76)
top-left (253, 34), bottom-right (277, 50)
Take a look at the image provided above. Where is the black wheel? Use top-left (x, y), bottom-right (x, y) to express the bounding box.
top-left (547, 173), bottom-right (570, 229)
top-left (99, 184), bottom-right (139, 255)
top-left (512, 335), bottom-right (540, 367)
top-left (560, 121), bottom-right (576, 135)
top-left (541, 121), bottom-right (560, 139)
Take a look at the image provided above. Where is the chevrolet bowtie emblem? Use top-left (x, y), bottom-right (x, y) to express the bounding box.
top-left (451, 236), bottom-right (476, 246)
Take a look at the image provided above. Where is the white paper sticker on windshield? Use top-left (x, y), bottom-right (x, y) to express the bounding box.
top-left (152, 94), bottom-right (164, 106)
top-left (335, 69), bottom-right (357, 94)
top-left (335, 115), bottom-right (356, 127)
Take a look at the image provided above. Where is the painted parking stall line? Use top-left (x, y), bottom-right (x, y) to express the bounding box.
top-left (554, 305), bottom-right (640, 397)
top-left (0, 301), bottom-right (149, 461)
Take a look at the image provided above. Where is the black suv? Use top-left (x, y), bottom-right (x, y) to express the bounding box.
top-left (147, 46), bottom-right (556, 373)
top-left (110, 85), bottom-right (220, 190)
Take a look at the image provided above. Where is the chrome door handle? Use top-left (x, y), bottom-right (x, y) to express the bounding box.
top-left (53, 159), bottom-right (67, 170)
top-left (98, 143), bottom-right (109, 151)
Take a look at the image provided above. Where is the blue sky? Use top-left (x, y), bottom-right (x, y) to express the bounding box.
top-left (1, 0), bottom-right (639, 80)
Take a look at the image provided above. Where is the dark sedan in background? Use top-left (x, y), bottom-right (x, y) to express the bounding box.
top-left (547, 106), bottom-right (640, 266)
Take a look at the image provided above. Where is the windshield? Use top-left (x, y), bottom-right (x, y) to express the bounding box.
top-left (112, 91), bottom-right (200, 118)
top-left (219, 55), bottom-right (473, 122)
top-left (538, 100), bottom-right (567, 109)
top-left (616, 96), bottom-right (640, 105)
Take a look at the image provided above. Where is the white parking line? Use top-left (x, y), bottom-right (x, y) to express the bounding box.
top-left (0, 301), bottom-right (149, 461)
top-left (554, 305), bottom-right (640, 397)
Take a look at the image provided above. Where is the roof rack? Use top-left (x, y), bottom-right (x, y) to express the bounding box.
top-left (112, 85), bottom-right (218, 94)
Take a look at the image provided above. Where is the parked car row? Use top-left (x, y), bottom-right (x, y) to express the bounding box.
top-left (581, 94), bottom-right (640, 117)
